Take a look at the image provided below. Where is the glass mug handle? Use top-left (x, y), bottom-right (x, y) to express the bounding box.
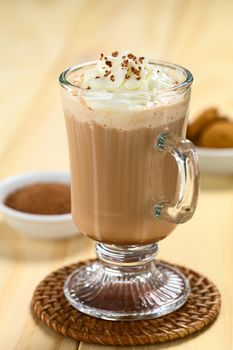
top-left (154, 132), bottom-right (200, 224)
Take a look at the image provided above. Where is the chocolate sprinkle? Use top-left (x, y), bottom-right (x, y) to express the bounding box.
top-left (128, 53), bottom-right (135, 59)
top-left (105, 60), bottom-right (112, 67)
top-left (104, 70), bottom-right (111, 77)
top-left (112, 51), bottom-right (119, 57)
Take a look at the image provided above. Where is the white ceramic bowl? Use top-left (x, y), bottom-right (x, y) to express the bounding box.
top-left (197, 147), bottom-right (233, 174)
top-left (0, 172), bottom-right (80, 239)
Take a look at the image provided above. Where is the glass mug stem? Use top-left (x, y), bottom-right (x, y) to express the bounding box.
top-left (154, 132), bottom-right (200, 224)
top-left (64, 243), bottom-right (190, 320)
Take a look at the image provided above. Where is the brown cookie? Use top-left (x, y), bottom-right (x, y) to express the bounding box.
top-left (187, 108), bottom-right (219, 142)
top-left (199, 120), bottom-right (233, 148)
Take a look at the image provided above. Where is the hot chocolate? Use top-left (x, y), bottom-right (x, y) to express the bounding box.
top-left (60, 52), bottom-right (199, 321)
top-left (63, 52), bottom-right (190, 244)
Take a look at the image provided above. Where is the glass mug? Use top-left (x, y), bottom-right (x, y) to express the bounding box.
top-left (59, 60), bottom-right (199, 320)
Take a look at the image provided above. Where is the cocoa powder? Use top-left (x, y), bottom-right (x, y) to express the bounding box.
top-left (5, 183), bottom-right (71, 215)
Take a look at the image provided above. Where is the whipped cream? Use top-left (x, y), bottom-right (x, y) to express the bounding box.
top-left (83, 51), bottom-right (175, 92)
top-left (73, 51), bottom-right (185, 110)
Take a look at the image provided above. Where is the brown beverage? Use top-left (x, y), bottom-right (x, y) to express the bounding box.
top-left (60, 54), bottom-right (198, 321)
top-left (64, 94), bottom-right (190, 244)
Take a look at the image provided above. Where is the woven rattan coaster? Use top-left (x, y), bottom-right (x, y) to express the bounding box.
top-left (31, 260), bottom-right (221, 346)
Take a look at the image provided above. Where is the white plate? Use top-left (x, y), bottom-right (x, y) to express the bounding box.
top-left (196, 147), bottom-right (233, 174)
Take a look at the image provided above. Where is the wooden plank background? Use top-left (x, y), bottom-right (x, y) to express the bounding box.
top-left (0, 0), bottom-right (233, 349)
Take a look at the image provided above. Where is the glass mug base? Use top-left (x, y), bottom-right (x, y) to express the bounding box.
top-left (64, 243), bottom-right (190, 321)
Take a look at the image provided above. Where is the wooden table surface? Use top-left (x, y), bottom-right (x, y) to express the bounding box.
top-left (1, 0), bottom-right (233, 349)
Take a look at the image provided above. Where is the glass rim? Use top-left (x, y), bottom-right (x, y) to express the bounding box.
top-left (59, 60), bottom-right (193, 96)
